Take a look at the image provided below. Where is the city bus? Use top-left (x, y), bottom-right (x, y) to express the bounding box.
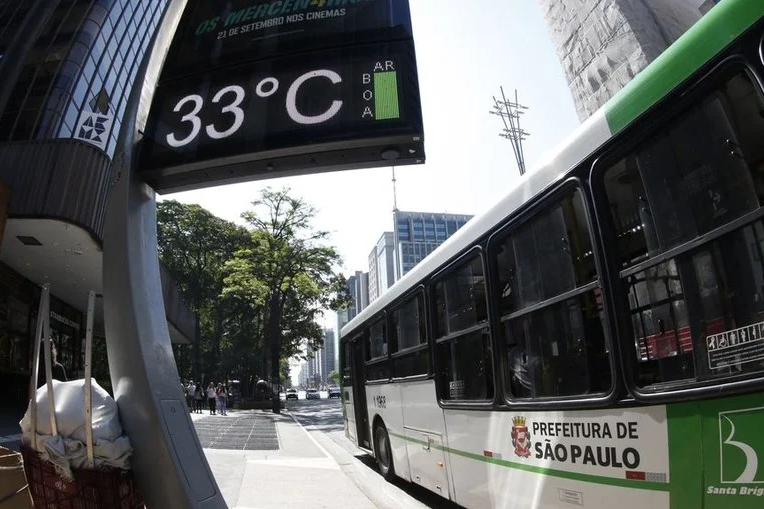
top-left (339, 2), bottom-right (764, 508)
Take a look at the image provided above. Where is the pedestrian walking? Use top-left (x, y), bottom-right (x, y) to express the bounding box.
top-left (216, 383), bottom-right (227, 416)
top-left (207, 382), bottom-right (217, 415)
top-left (186, 380), bottom-right (196, 412)
top-left (194, 384), bottom-right (204, 413)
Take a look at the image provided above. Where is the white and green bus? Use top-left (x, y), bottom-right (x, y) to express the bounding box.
top-left (340, 2), bottom-right (764, 508)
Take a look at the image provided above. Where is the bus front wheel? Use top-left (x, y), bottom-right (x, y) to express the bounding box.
top-left (374, 423), bottom-right (395, 482)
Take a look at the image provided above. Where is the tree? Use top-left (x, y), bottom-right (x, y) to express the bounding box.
top-left (224, 187), bottom-right (348, 412)
top-left (156, 200), bottom-right (248, 382)
top-left (328, 370), bottom-right (340, 385)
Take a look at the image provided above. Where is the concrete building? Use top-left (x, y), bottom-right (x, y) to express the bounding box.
top-left (539, 0), bottom-right (714, 120)
top-left (346, 270), bottom-right (369, 319)
top-left (394, 211), bottom-right (473, 278)
top-left (368, 232), bottom-right (395, 302)
top-left (319, 328), bottom-right (336, 384)
top-left (0, 0), bottom-right (195, 409)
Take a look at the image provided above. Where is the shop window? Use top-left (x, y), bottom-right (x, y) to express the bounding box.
top-left (602, 69), bottom-right (764, 388)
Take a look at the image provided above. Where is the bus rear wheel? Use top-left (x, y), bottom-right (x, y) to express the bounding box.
top-left (374, 423), bottom-right (395, 482)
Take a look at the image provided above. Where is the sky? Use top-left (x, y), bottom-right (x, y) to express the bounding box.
top-left (162, 0), bottom-right (581, 332)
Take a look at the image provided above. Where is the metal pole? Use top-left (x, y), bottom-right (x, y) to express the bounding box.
top-left (84, 290), bottom-right (95, 469)
top-left (102, 1), bottom-right (226, 507)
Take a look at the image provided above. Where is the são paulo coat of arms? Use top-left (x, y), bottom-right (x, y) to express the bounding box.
top-left (511, 416), bottom-right (531, 458)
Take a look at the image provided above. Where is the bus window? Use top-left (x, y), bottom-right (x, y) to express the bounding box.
top-left (365, 318), bottom-right (390, 381)
top-left (493, 190), bottom-right (610, 399)
top-left (602, 70), bottom-right (764, 388)
top-left (390, 292), bottom-right (429, 378)
top-left (367, 318), bottom-right (387, 360)
top-left (342, 339), bottom-right (352, 383)
top-left (433, 253), bottom-right (493, 401)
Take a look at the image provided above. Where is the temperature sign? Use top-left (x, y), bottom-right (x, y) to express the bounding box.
top-left (139, 42), bottom-right (423, 192)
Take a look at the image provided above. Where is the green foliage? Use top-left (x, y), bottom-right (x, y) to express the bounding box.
top-left (156, 200), bottom-right (248, 384)
top-left (155, 188), bottom-right (347, 398)
top-left (328, 370), bottom-right (340, 385)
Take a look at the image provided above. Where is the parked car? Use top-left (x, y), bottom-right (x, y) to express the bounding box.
top-left (305, 388), bottom-right (320, 400)
top-left (328, 386), bottom-right (341, 398)
top-left (285, 388), bottom-right (298, 400)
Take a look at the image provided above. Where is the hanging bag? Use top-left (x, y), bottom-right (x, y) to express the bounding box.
top-left (20, 287), bottom-right (144, 509)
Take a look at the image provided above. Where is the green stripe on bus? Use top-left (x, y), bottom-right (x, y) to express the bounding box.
top-left (604, 0), bottom-right (764, 135)
top-left (389, 431), bottom-right (670, 493)
top-left (666, 402), bottom-right (703, 509)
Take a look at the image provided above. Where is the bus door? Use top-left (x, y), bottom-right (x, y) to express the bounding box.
top-left (352, 335), bottom-right (371, 449)
top-left (342, 336), bottom-right (357, 444)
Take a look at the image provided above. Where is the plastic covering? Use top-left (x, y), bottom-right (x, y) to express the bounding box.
top-left (19, 379), bottom-right (133, 479)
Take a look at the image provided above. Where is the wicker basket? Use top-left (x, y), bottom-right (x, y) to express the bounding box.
top-left (21, 446), bottom-right (144, 509)
top-left (21, 287), bottom-right (144, 509)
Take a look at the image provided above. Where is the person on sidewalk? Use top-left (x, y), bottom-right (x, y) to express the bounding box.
top-left (37, 339), bottom-right (67, 388)
top-left (194, 383), bottom-right (204, 413)
top-left (216, 383), bottom-right (227, 416)
top-left (207, 382), bottom-right (217, 415)
top-left (186, 380), bottom-right (196, 412)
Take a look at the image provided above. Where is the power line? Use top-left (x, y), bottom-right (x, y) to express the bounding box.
top-left (490, 87), bottom-right (530, 176)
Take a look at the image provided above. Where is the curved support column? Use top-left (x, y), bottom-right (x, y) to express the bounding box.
top-left (101, 1), bottom-right (227, 507)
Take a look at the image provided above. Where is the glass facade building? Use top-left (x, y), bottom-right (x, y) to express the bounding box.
top-left (394, 210), bottom-right (473, 277)
top-left (0, 1), bottom-right (195, 418)
top-left (0, 0), bottom-right (166, 154)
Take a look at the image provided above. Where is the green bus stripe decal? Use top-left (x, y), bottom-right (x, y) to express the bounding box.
top-left (604, 0), bottom-right (764, 135)
top-left (666, 402), bottom-right (703, 509)
top-left (389, 431), bottom-right (669, 492)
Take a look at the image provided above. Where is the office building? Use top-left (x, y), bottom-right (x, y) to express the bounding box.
top-left (346, 270), bottom-right (369, 318)
top-left (394, 211), bottom-right (473, 278)
top-left (539, 0), bottom-right (712, 120)
top-left (0, 1), bottom-right (194, 409)
top-left (319, 328), bottom-right (336, 384)
top-left (368, 232), bottom-right (395, 302)
top-left (337, 307), bottom-right (351, 336)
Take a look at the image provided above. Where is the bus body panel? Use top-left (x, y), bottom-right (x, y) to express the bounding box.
top-left (399, 380), bottom-right (450, 499)
top-left (339, 2), bottom-right (764, 506)
top-left (443, 406), bottom-right (671, 509)
top-left (365, 382), bottom-right (411, 482)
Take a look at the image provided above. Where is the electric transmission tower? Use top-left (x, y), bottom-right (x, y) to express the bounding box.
top-left (490, 87), bottom-right (530, 176)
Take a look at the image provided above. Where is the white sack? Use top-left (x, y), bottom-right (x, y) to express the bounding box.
top-left (19, 378), bottom-right (133, 478)
top-left (20, 379), bottom-right (123, 442)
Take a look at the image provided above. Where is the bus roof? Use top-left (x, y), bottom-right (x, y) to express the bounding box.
top-left (340, 0), bottom-right (764, 340)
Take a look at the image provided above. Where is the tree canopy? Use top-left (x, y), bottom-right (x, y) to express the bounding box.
top-left (156, 188), bottom-right (349, 397)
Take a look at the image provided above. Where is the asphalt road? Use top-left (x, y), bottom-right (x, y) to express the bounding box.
top-left (285, 394), bottom-right (462, 509)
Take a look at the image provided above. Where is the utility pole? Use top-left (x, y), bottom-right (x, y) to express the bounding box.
top-left (490, 87), bottom-right (530, 176)
top-left (391, 166), bottom-right (398, 212)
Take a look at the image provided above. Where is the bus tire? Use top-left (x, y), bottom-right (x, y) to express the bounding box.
top-left (374, 422), bottom-right (395, 482)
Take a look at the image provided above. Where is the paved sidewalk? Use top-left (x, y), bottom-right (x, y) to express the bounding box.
top-left (1, 405), bottom-right (385, 508)
top-left (191, 409), bottom-right (378, 509)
